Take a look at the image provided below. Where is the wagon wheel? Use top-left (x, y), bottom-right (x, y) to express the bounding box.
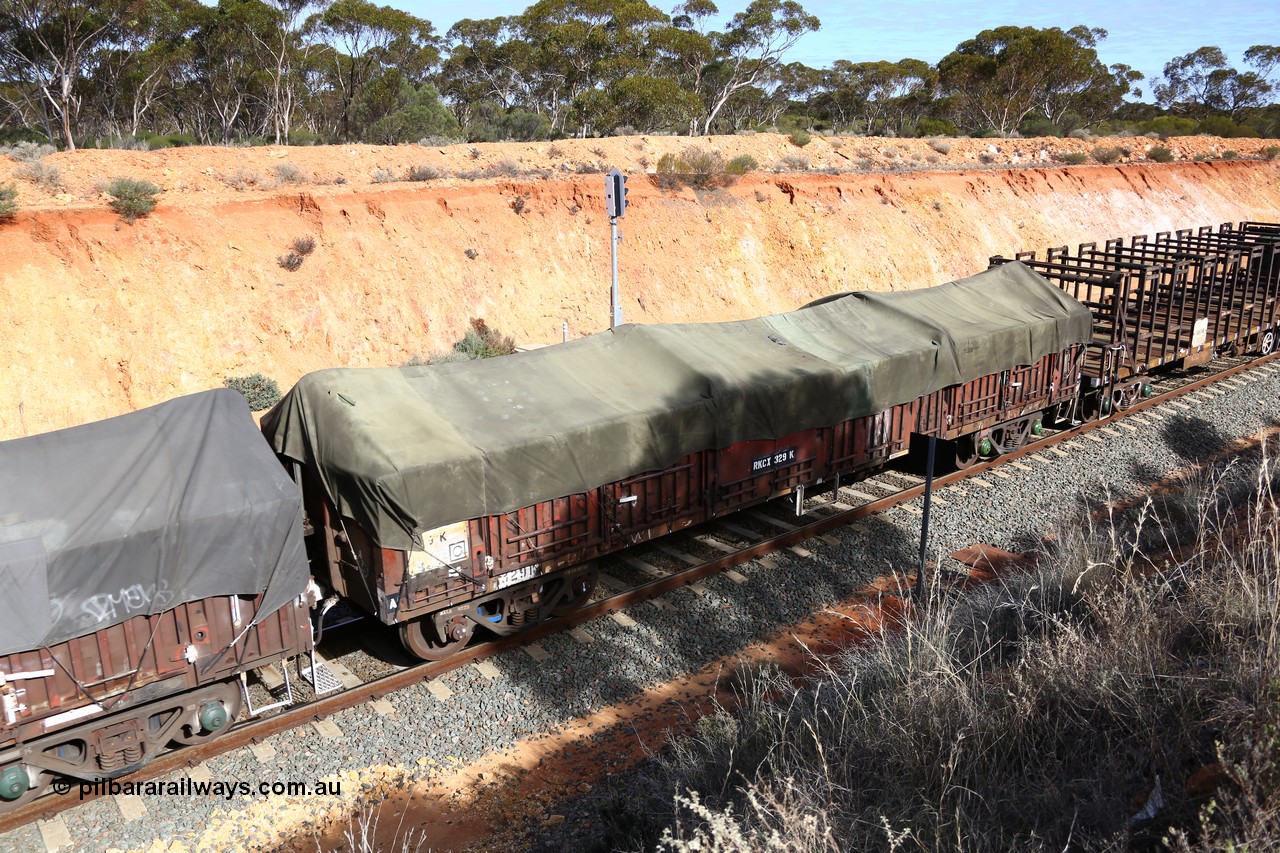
top-left (1261, 328), bottom-right (1276, 356)
top-left (173, 681), bottom-right (243, 746)
top-left (0, 768), bottom-right (51, 813)
top-left (953, 434), bottom-right (980, 470)
top-left (399, 615), bottom-right (472, 661)
top-left (990, 418), bottom-right (1032, 455)
top-left (1112, 382), bottom-right (1144, 412)
top-left (550, 572), bottom-right (598, 618)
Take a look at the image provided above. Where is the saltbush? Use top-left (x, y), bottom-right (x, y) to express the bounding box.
top-left (1057, 152), bottom-right (1089, 165)
top-left (654, 148), bottom-right (742, 189)
top-left (105, 177), bottom-right (160, 222)
top-left (788, 129), bottom-right (811, 147)
top-left (0, 182), bottom-right (16, 219)
top-left (454, 318), bottom-right (515, 359)
top-left (1091, 146), bottom-right (1124, 164)
top-left (1, 141), bottom-right (55, 163)
top-left (16, 161), bottom-right (63, 190)
top-left (1146, 145), bottom-right (1174, 163)
top-left (273, 163), bottom-right (307, 185)
top-left (224, 373), bottom-right (281, 411)
top-left (406, 164), bottom-right (444, 181)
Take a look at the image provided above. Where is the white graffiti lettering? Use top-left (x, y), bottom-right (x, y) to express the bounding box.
top-left (78, 581), bottom-right (171, 624)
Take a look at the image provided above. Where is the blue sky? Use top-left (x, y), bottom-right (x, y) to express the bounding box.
top-left (385, 0), bottom-right (1278, 90)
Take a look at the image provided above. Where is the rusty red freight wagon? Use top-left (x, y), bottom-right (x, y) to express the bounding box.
top-left (0, 390), bottom-right (312, 808)
top-left (263, 262), bottom-right (1091, 660)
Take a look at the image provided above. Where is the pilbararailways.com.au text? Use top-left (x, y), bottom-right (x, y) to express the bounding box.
top-left (59, 777), bottom-right (343, 800)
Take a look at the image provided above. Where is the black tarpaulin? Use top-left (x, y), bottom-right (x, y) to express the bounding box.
top-left (0, 389), bottom-right (309, 656)
top-left (263, 262), bottom-right (1091, 549)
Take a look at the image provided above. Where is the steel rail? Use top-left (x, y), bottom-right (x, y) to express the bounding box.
top-left (3, 349), bottom-right (1276, 832)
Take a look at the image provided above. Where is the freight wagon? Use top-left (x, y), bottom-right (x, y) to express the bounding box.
top-left (0, 390), bottom-right (312, 807)
top-left (263, 261), bottom-right (1092, 659)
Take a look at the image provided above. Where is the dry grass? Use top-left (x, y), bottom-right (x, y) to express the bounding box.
top-left (608, 448), bottom-right (1280, 852)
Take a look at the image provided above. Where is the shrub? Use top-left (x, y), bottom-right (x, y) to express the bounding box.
top-left (490, 159), bottom-right (521, 177)
top-left (1146, 145), bottom-right (1175, 163)
top-left (1057, 151), bottom-right (1089, 165)
top-left (1262, 146), bottom-right (1280, 160)
top-left (655, 153), bottom-right (683, 189)
top-left (409, 318), bottom-right (516, 363)
top-left (510, 194), bottom-right (526, 214)
top-left (1222, 149), bottom-right (1239, 160)
top-left (915, 118), bottom-right (959, 137)
top-left (224, 374), bottom-right (281, 411)
top-left (680, 147), bottom-right (727, 188)
top-left (1, 141), bottom-right (55, 164)
top-left (547, 144), bottom-right (564, 158)
top-left (927, 137), bottom-right (952, 154)
top-left (288, 130), bottom-right (324, 146)
top-left (454, 317), bottom-right (515, 359)
top-left (274, 163), bottom-right (307, 185)
top-left (290, 236), bottom-right (316, 256)
top-left (1091, 146), bottom-right (1124, 164)
top-left (277, 252), bottom-right (304, 271)
top-left (776, 153), bottom-right (810, 172)
top-left (1142, 115), bottom-right (1199, 138)
top-left (1196, 115), bottom-right (1259, 138)
top-left (105, 177), bottom-right (160, 222)
top-left (0, 182), bottom-right (16, 219)
top-left (372, 167), bottom-right (397, 183)
top-left (725, 155), bottom-right (758, 175)
top-left (1067, 128), bottom-right (1094, 139)
top-left (406, 164), bottom-right (444, 181)
top-left (222, 169), bottom-right (261, 191)
top-left (464, 247), bottom-right (478, 259)
top-left (1018, 116), bottom-right (1061, 137)
top-left (788, 129), bottom-right (811, 147)
top-left (16, 161), bottom-right (63, 190)
top-left (108, 136), bottom-right (151, 151)
top-left (416, 135), bottom-right (463, 147)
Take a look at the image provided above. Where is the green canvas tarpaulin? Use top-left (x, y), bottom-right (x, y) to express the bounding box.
top-left (0, 389), bottom-right (308, 656)
top-left (262, 261), bottom-right (1091, 549)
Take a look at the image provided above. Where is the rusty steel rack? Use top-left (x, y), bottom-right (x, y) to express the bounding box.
top-left (992, 221), bottom-right (1280, 393)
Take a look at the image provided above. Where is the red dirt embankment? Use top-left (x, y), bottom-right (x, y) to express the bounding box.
top-left (1, 133), bottom-right (1278, 439)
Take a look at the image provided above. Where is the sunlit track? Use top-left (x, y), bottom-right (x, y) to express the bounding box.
top-left (2, 349), bottom-right (1276, 833)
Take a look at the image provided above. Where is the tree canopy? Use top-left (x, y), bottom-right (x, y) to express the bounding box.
top-left (0, 2), bottom-right (1275, 148)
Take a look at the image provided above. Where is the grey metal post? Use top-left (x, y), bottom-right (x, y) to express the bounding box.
top-left (610, 216), bottom-right (622, 328)
top-left (604, 168), bottom-right (626, 329)
top-left (915, 434), bottom-right (936, 599)
top-left (563, 321), bottom-right (569, 342)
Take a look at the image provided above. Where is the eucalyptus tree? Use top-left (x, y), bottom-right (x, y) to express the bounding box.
top-left (88, 0), bottom-right (203, 139)
top-left (698, 0), bottom-right (819, 134)
top-left (1155, 46), bottom-right (1275, 117)
top-left (939, 25), bottom-right (1138, 135)
top-left (0, 0), bottom-right (127, 147)
top-left (518, 0), bottom-right (670, 136)
top-left (306, 0), bottom-right (439, 140)
top-left (439, 16), bottom-right (534, 127)
top-left (814, 58), bottom-right (936, 135)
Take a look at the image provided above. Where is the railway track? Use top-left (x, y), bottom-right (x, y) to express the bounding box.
top-left (4, 348), bottom-right (1277, 834)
